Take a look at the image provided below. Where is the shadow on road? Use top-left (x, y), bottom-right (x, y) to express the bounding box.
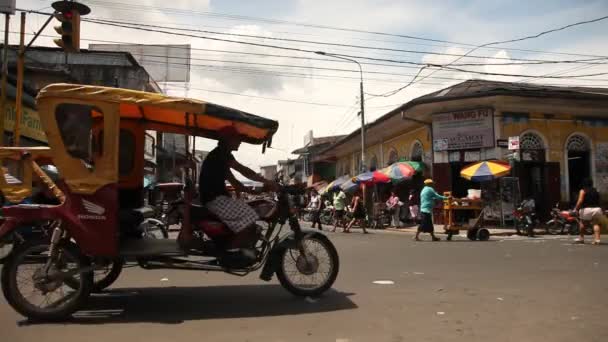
top-left (20, 285), bottom-right (357, 325)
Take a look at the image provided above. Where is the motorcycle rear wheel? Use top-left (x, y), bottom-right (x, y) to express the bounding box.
top-left (1, 239), bottom-right (93, 320)
top-left (276, 235), bottom-right (339, 297)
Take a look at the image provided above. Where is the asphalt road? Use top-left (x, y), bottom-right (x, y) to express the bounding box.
top-left (1, 227), bottom-right (606, 342)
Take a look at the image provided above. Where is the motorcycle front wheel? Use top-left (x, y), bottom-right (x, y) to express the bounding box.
top-left (545, 221), bottom-right (564, 235)
top-left (1, 239), bottom-right (93, 320)
top-left (276, 235), bottom-right (339, 297)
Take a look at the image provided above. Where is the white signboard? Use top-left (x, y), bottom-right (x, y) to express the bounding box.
top-left (508, 136), bottom-right (520, 150)
top-left (432, 108), bottom-right (494, 150)
top-left (0, 0), bottom-right (16, 14)
top-left (433, 138), bottom-right (449, 152)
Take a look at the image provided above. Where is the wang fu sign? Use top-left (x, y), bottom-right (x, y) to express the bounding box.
top-left (432, 108), bottom-right (494, 151)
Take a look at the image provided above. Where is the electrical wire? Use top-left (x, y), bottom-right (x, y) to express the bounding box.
top-left (81, 0), bottom-right (608, 59)
top-left (366, 14), bottom-right (608, 98)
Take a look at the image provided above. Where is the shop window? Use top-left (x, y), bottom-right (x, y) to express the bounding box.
top-left (520, 132), bottom-right (544, 150)
top-left (55, 103), bottom-right (101, 168)
top-left (388, 149), bottom-right (399, 165)
top-left (519, 132), bottom-right (545, 162)
top-left (411, 141), bottom-right (424, 162)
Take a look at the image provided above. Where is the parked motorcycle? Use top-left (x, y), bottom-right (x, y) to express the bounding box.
top-left (545, 204), bottom-right (577, 235)
top-left (513, 199), bottom-right (538, 236)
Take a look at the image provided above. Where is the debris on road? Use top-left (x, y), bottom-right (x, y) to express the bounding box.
top-left (160, 277), bottom-right (169, 282)
top-left (437, 311), bottom-right (446, 315)
top-left (373, 280), bottom-right (395, 285)
top-left (497, 297), bottom-right (504, 301)
top-left (305, 296), bottom-right (319, 303)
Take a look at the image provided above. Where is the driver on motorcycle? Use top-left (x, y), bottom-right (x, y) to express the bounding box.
top-left (198, 126), bottom-right (279, 253)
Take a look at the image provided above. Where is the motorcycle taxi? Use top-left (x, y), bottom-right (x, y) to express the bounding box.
top-left (0, 84), bottom-right (339, 320)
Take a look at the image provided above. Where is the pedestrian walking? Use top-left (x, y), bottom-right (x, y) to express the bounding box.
top-left (386, 190), bottom-right (402, 228)
top-left (414, 179), bottom-right (447, 241)
top-left (332, 189), bottom-right (347, 232)
top-left (408, 189), bottom-right (420, 224)
top-left (574, 178), bottom-right (605, 245)
top-left (309, 189), bottom-right (323, 230)
top-left (345, 189), bottom-right (368, 234)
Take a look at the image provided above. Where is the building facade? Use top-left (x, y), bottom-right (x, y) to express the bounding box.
top-left (317, 80), bottom-right (608, 217)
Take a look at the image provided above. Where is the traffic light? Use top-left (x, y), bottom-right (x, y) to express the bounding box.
top-left (51, 1), bottom-right (90, 53)
top-left (54, 9), bottom-right (80, 52)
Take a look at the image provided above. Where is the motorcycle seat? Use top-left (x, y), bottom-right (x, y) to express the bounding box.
top-left (132, 206), bottom-right (156, 219)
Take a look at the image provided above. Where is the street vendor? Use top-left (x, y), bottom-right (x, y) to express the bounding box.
top-left (414, 179), bottom-right (448, 242)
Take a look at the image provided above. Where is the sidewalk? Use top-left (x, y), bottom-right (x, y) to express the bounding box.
top-left (385, 224), bottom-right (519, 237)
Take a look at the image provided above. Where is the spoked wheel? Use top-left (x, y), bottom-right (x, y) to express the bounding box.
top-left (276, 235), bottom-right (339, 297)
top-left (65, 259), bottom-right (124, 293)
top-left (92, 260), bottom-right (123, 292)
top-left (1, 240), bottom-right (93, 320)
top-left (546, 222), bottom-right (564, 235)
top-left (142, 220), bottom-right (169, 239)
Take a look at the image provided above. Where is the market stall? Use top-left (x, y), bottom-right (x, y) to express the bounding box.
top-left (442, 160), bottom-right (512, 241)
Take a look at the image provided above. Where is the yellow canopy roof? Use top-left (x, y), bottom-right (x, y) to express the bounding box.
top-left (37, 84), bottom-right (279, 144)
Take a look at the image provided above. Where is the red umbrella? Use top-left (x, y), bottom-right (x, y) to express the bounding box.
top-left (353, 170), bottom-right (391, 185)
top-left (380, 162), bottom-right (416, 183)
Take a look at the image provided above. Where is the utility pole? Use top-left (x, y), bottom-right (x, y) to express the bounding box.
top-left (315, 51), bottom-right (366, 172)
top-left (0, 12), bottom-right (10, 146)
top-left (13, 11), bottom-right (25, 146)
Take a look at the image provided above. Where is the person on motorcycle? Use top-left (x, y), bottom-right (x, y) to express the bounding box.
top-left (196, 126), bottom-right (279, 253)
top-left (574, 178), bottom-right (605, 245)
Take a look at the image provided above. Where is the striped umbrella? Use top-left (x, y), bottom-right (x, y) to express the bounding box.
top-left (380, 162), bottom-right (416, 183)
top-left (353, 170), bottom-right (391, 185)
top-left (340, 179), bottom-right (360, 193)
top-left (460, 160), bottom-right (511, 182)
top-left (321, 175), bottom-right (351, 194)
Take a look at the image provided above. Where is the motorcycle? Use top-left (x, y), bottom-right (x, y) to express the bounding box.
top-left (513, 199), bottom-right (538, 236)
top-left (0, 83), bottom-right (339, 321)
top-left (545, 204), bottom-right (578, 235)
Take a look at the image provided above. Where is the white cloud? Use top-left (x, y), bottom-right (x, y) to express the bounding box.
top-left (10, 0), bottom-right (608, 172)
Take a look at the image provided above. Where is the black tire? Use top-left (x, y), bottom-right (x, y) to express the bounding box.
top-left (66, 259), bottom-right (124, 293)
top-left (477, 228), bottom-right (490, 241)
top-left (1, 239), bottom-right (93, 320)
top-left (91, 260), bottom-right (123, 292)
top-left (546, 222), bottom-right (564, 235)
top-left (276, 235), bottom-right (339, 297)
top-left (467, 229), bottom-right (478, 241)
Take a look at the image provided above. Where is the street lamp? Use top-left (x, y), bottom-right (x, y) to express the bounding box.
top-left (315, 51), bottom-right (366, 172)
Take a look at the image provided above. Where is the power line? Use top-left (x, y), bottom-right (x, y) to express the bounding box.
top-left (81, 0), bottom-right (608, 59)
top-left (370, 14), bottom-right (608, 97)
top-left (84, 16), bottom-right (592, 64)
top-left (7, 30), bottom-right (608, 88)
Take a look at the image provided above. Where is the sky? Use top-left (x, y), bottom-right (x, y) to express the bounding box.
top-left (7, 0), bottom-right (608, 173)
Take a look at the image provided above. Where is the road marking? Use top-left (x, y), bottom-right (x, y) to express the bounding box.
top-left (373, 280), bottom-right (395, 285)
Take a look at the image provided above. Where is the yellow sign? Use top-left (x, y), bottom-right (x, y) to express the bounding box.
top-left (3, 101), bottom-right (48, 143)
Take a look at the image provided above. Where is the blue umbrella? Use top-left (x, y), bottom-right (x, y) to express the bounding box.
top-left (340, 179), bottom-right (360, 193)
